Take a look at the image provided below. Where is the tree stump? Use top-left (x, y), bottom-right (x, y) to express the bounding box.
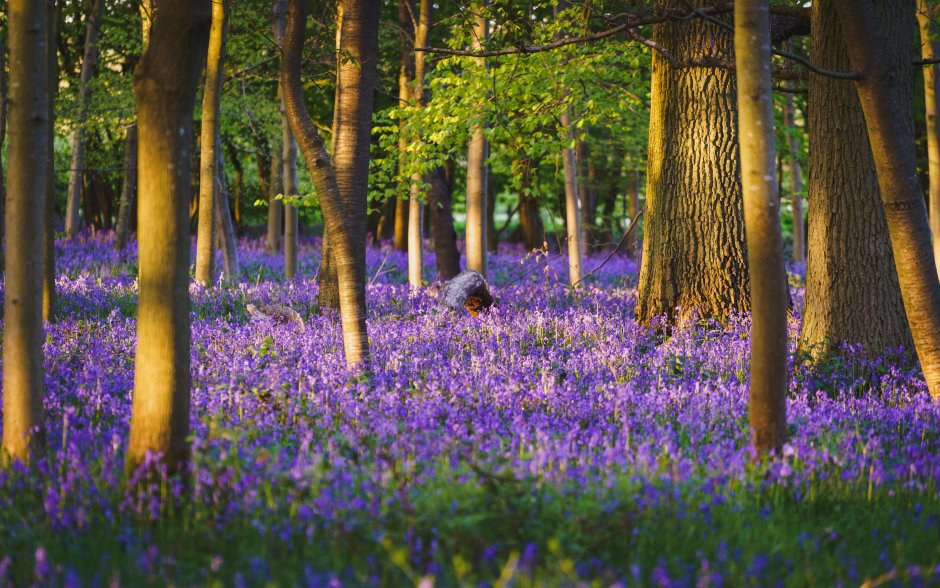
top-left (439, 270), bottom-right (495, 317)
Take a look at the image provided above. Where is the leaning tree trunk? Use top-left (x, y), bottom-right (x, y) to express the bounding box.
top-left (783, 89), bottom-right (804, 265)
top-left (833, 0), bottom-right (940, 400)
top-left (126, 0), bottom-right (210, 475)
top-left (115, 124), bottom-right (138, 250)
top-left (318, 0), bottom-right (380, 307)
top-left (195, 0), bottom-right (228, 287)
top-left (465, 12), bottom-right (489, 277)
top-left (636, 0), bottom-right (746, 326)
top-left (429, 164), bottom-right (461, 280)
top-left (64, 0), bottom-right (104, 239)
top-left (281, 0), bottom-right (368, 367)
top-left (282, 100), bottom-right (299, 280)
top-left (560, 108), bottom-right (584, 286)
top-left (43, 0), bottom-right (57, 324)
top-left (800, 0), bottom-right (913, 359)
top-left (3, 0), bottom-right (49, 466)
top-left (735, 0), bottom-right (788, 455)
top-left (918, 0), bottom-right (940, 278)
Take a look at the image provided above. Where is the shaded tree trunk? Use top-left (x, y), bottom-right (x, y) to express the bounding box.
top-left (126, 0), bottom-right (210, 475)
top-left (213, 141), bottom-right (238, 278)
top-left (429, 163), bottom-right (461, 280)
top-left (43, 0), bottom-right (57, 323)
top-left (115, 124), bottom-right (138, 250)
top-left (266, 138), bottom-right (283, 253)
top-left (3, 0), bottom-right (49, 465)
top-left (626, 166), bottom-right (641, 258)
top-left (64, 0), bottom-right (105, 238)
top-left (735, 0), bottom-right (788, 454)
top-left (515, 156), bottom-right (544, 251)
top-left (800, 0), bottom-right (913, 359)
top-left (834, 0), bottom-right (940, 400)
top-left (918, 0), bottom-right (940, 278)
top-left (465, 12), bottom-right (488, 276)
top-left (0, 25), bottom-right (6, 243)
top-left (783, 90), bottom-right (804, 265)
top-left (636, 0), bottom-right (747, 326)
top-left (486, 175), bottom-right (498, 252)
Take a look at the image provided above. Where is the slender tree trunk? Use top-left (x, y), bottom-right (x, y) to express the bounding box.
top-left (225, 138), bottom-right (244, 233)
top-left (560, 108), bottom-right (583, 286)
top-left (429, 164), bottom-right (461, 279)
top-left (281, 0), bottom-right (368, 367)
top-left (43, 0), bottom-right (57, 323)
top-left (486, 175), bottom-right (498, 252)
top-left (918, 0), bottom-right (940, 278)
top-left (126, 0), bottom-right (210, 474)
top-left (64, 0), bottom-right (104, 238)
top-left (195, 0), bottom-right (228, 286)
top-left (408, 0), bottom-right (432, 290)
top-left (115, 124), bottom-right (138, 250)
top-left (636, 0), bottom-right (747, 326)
top-left (783, 91), bottom-right (804, 265)
top-left (214, 138), bottom-right (238, 278)
top-left (800, 0), bottom-right (913, 359)
top-left (3, 0), bottom-right (49, 466)
top-left (735, 0), bottom-right (788, 454)
top-left (282, 99), bottom-right (298, 280)
top-left (0, 26), bottom-right (7, 242)
top-left (625, 164), bottom-right (641, 258)
top-left (393, 0), bottom-right (414, 254)
top-left (465, 12), bottom-right (488, 276)
top-left (266, 138), bottom-right (283, 253)
top-left (318, 0), bottom-right (380, 306)
top-left (833, 0), bottom-right (940, 400)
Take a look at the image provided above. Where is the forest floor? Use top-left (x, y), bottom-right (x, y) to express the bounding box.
top-left (1, 234), bottom-right (939, 587)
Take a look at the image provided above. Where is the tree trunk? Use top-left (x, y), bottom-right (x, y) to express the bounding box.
top-left (465, 12), bottom-right (488, 277)
top-left (281, 0), bottom-right (369, 367)
top-left (560, 108), bottom-right (584, 286)
top-left (486, 175), bottom-right (498, 252)
top-left (636, 0), bottom-right (747, 326)
top-left (408, 0), bottom-right (432, 290)
top-left (126, 0), bottom-right (210, 475)
top-left (393, 0), bottom-right (414, 254)
top-left (833, 0), bottom-right (940, 400)
top-left (64, 0), bottom-right (104, 239)
top-left (735, 0), bottom-right (788, 454)
top-left (3, 0), bottom-right (49, 465)
top-left (318, 0), bottom-right (380, 306)
top-left (918, 0), bottom-right (940, 278)
top-left (283, 105), bottom-right (298, 281)
top-left (515, 156), bottom-right (544, 250)
top-left (626, 165), bottom-right (640, 258)
top-left (0, 25), bottom-right (7, 243)
top-left (115, 124), bottom-right (138, 250)
top-left (266, 138), bottom-right (283, 253)
top-left (429, 164), bottom-right (461, 280)
top-left (195, 0), bottom-right (228, 287)
top-left (800, 0), bottom-right (913, 359)
top-left (214, 137), bottom-right (238, 278)
top-left (43, 0), bottom-right (57, 324)
top-left (783, 90), bottom-right (804, 265)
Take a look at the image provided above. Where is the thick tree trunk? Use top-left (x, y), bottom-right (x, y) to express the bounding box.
top-left (319, 0), bottom-right (380, 306)
top-left (833, 0), bottom-right (940, 400)
top-left (560, 108), bottom-right (583, 286)
top-left (64, 0), bottom-right (104, 239)
top-left (214, 139), bottom-right (238, 278)
top-left (43, 0), bottom-right (57, 323)
top-left (636, 0), bottom-right (747, 326)
top-left (126, 0), bottom-right (210, 475)
top-left (735, 0), bottom-right (788, 454)
top-left (783, 90), bottom-right (804, 265)
top-left (195, 0), bottom-right (228, 286)
top-left (800, 0), bottom-right (913, 358)
top-left (918, 0), bottom-right (940, 278)
top-left (465, 13), bottom-right (488, 277)
top-left (429, 164), bottom-right (461, 280)
top-left (282, 107), bottom-right (298, 281)
top-left (282, 0), bottom-right (369, 367)
top-left (3, 0), bottom-right (49, 465)
top-left (115, 124), bottom-right (138, 250)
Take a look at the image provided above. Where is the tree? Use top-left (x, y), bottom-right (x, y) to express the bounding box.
top-left (918, 0), bottom-right (940, 278)
top-left (126, 0), bottom-right (211, 474)
top-left (281, 0), bottom-right (369, 367)
top-left (408, 0), bottom-right (432, 290)
top-left (735, 0), bottom-right (788, 454)
top-left (465, 11), bottom-right (489, 277)
top-left (282, 94), bottom-right (298, 280)
top-left (800, 0), bottom-right (913, 359)
top-left (196, 0), bottom-right (230, 287)
top-left (43, 0), bottom-right (56, 323)
top-left (393, 0), bottom-right (415, 254)
top-left (635, 0), bottom-right (747, 326)
top-left (0, 23), bottom-right (5, 235)
top-left (64, 0), bottom-right (105, 239)
top-left (560, 106), bottom-right (584, 286)
top-left (782, 89), bottom-right (804, 265)
top-left (213, 138), bottom-right (239, 278)
top-left (832, 0), bottom-right (940, 400)
top-left (428, 163), bottom-right (461, 279)
top-left (3, 0), bottom-right (49, 465)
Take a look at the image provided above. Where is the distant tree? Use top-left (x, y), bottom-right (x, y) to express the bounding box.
top-left (126, 0), bottom-right (210, 474)
top-left (782, 88), bottom-right (804, 265)
top-left (429, 163), bottom-right (461, 279)
top-left (0, 23), bottom-right (5, 241)
top-left (3, 0), bottom-right (49, 465)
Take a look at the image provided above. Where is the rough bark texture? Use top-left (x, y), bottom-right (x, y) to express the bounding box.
top-left (833, 0), bottom-right (940, 400)
top-left (560, 108), bottom-right (583, 286)
top-left (64, 0), bottom-right (104, 238)
top-left (195, 0), bottom-right (228, 286)
top-left (126, 0), bottom-right (210, 474)
top-left (282, 0), bottom-right (369, 367)
top-left (319, 0), bottom-right (380, 305)
top-left (465, 13), bottom-right (488, 277)
top-left (43, 0), bottom-right (57, 324)
top-left (918, 0), bottom-right (940, 278)
top-left (783, 90), bottom-right (804, 265)
top-left (429, 164), bottom-right (461, 280)
top-left (115, 123), bottom-right (138, 250)
top-left (735, 0), bottom-right (788, 454)
top-left (3, 0), bottom-right (49, 465)
top-left (800, 0), bottom-right (913, 358)
top-left (636, 0), bottom-right (747, 326)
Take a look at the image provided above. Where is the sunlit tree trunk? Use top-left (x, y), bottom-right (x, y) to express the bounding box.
top-left (282, 0), bottom-right (368, 367)
top-left (783, 90), bottom-right (804, 265)
top-left (282, 97), bottom-right (298, 280)
top-left (3, 0), bottom-right (49, 466)
top-left (918, 0), bottom-right (940, 278)
top-left (393, 0), bottom-right (414, 254)
top-left (0, 26), bottom-right (6, 236)
top-left (64, 0), bottom-right (104, 239)
top-left (407, 0), bottom-right (432, 289)
top-left (636, 0), bottom-right (747, 326)
top-left (126, 0), bottom-right (210, 474)
top-left (560, 108), bottom-right (583, 286)
top-left (195, 0), bottom-right (228, 287)
top-left (833, 0), bottom-right (940, 400)
top-left (800, 0), bottom-right (912, 358)
top-left (43, 0), bottom-right (57, 323)
top-left (735, 0), bottom-right (788, 454)
top-left (465, 12), bottom-right (488, 277)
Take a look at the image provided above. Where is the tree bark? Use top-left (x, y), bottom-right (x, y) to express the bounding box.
top-left (918, 0), bottom-right (940, 278)
top-left (195, 0), bottom-right (228, 287)
top-left (281, 0), bottom-right (369, 367)
top-left (429, 164), bottom-right (461, 280)
top-left (800, 0), bottom-right (913, 359)
top-left (636, 0), bottom-right (747, 326)
top-left (0, 25), bottom-right (7, 243)
top-left (393, 0), bottom-right (414, 254)
top-left (560, 108), bottom-right (584, 286)
top-left (407, 0), bottom-right (432, 290)
top-left (126, 0), bottom-right (210, 475)
top-left (282, 98), bottom-right (298, 281)
top-left (3, 0), bottom-right (49, 465)
top-left (465, 12), bottom-right (489, 277)
top-left (626, 166), bottom-right (640, 258)
top-left (43, 0), bottom-right (57, 323)
top-left (735, 0), bottom-right (788, 454)
top-left (783, 90), bottom-right (804, 265)
top-left (266, 137), bottom-right (283, 253)
top-left (115, 124), bottom-right (138, 250)
top-left (64, 0), bottom-right (104, 239)
top-left (515, 156), bottom-right (544, 250)
top-left (214, 137), bottom-right (238, 278)
top-left (833, 0), bottom-right (940, 400)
